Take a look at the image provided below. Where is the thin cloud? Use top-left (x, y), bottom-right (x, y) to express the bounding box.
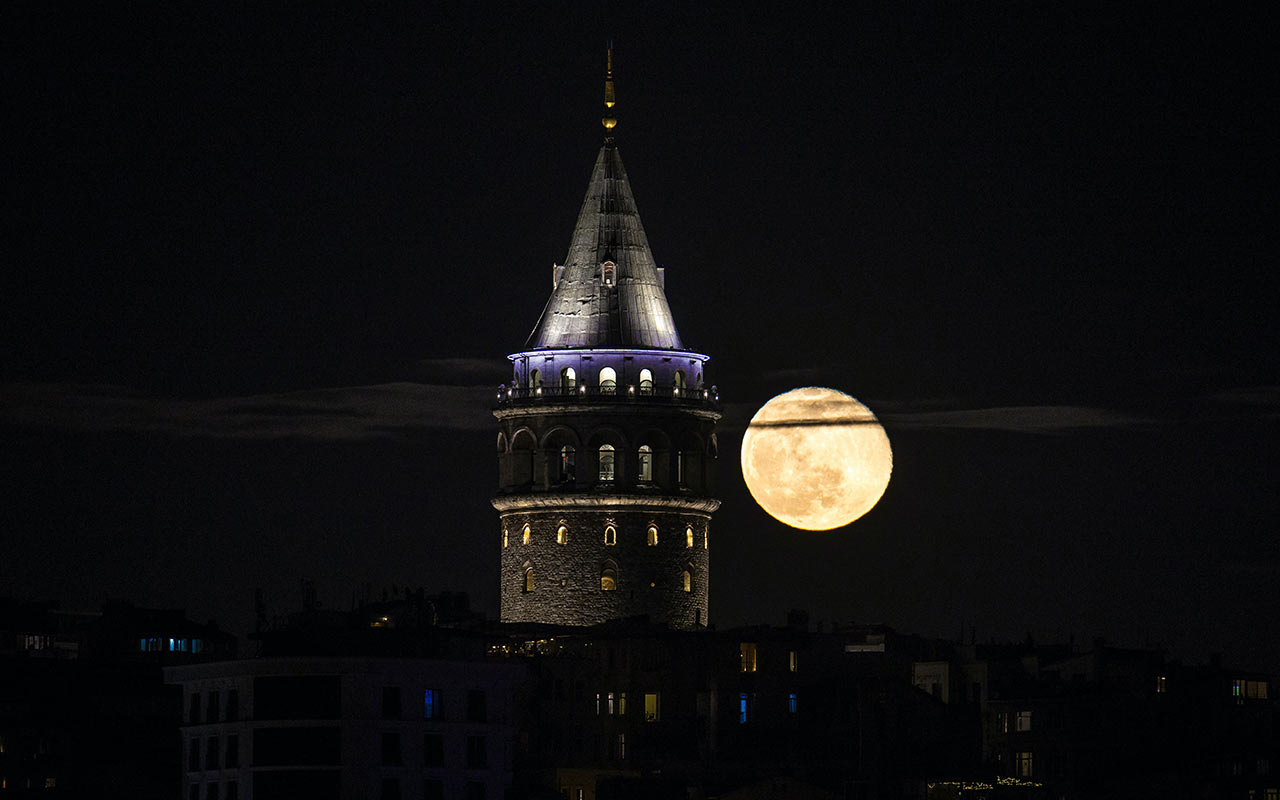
top-left (0, 382), bottom-right (492, 441)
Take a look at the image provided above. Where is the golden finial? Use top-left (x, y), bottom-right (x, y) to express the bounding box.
top-left (602, 43), bottom-right (618, 132)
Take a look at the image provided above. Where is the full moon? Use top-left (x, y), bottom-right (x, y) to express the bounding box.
top-left (740, 387), bottom-right (893, 531)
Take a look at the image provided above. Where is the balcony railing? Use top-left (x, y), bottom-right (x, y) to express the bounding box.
top-left (495, 383), bottom-right (719, 409)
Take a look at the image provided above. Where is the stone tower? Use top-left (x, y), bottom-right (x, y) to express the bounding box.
top-left (492, 52), bottom-right (720, 628)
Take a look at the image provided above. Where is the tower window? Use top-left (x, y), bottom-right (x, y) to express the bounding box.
top-left (601, 565), bottom-right (618, 591)
top-left (673, 369), bottom-right (686, 396)
top-left (682, 569), bottom-right (692, 593)
top-left (599, 366), bottom-right (617, 395)
top-left (647, 526), bottom-right (658, 546)
top-left (559, 446), bottom-right (576, 483)
top-left (740, 643), bottom-right (758, 673)
top-left (502, 528), bottom-right (508, 548)
top-left (676, 450), bottom-right (685, 485)
top-left (523, 568), bottom-right (534, 593)
top-left (529, 369), bottom-right (541, 389)
top-left (561, 366), bottom-right (576, 390)
top-left (604, 525), bottom-right (617, 546)
top-left (686, 527), bottom-right (694, 548)
top-left (601, 260), bottom-right (616, 287)
top-left (557, 525), bottom-right (568, 545)
top-left (638, 445), bottom-right (653, 482)
top-left (522, 524), bottom-right (531, 545)
top-left (705, 529), bottom-right (709, 549)
top-left (598, 445), bottom-right (616, 481)
top-left (638, 369), bottom-right (653, 395)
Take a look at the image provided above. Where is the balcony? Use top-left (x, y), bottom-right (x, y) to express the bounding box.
top-left (494, 383), bottom-right (719, 410)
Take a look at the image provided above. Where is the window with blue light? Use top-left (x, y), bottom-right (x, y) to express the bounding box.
top-left (739, 693), bottom-right (748, 724)
top-left (788, 693), bottom-right (797, 714)
top-left (424, 689), bottom-right (440, 719)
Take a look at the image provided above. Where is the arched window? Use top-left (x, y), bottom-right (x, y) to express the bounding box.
top-left (502, 528), bottom-right (508, 548)
top-left (601, 564), bottom-right (618, 591)
top-left (523, 567), bottom-right (534, 593)
top-left (601, 260), bottom-right (616, 287)
top-left (561, 366), bottom-right (576, 391)
top-left (647, 526), bottom-right (658, 547)
top-left (637, 445), bottom-right (653, 482)
top-left (598, 445), bottom-right (615, 481)
top-left (673, 369), bottom-right (686, 396)
top-left (638, 369), bottom-right (654, 395)
top-left (556, 525), bottom-right (568, 545)
top-left (599, 366), bottom-right (617, 395)
top-left (682, 569), bottom-right (692, 593)
top-left (604, 525), bottom-right (617, 546)
top-left (529, 369), bottom-right (541, 389)
top-left (522, 524), bottom-right (531, 545)
top-left (559, 445), bottom-right (576, 483)
top-left (686, 527), bottom-right (694, 548)
top-left (705, 529), bottom-right (709, 550)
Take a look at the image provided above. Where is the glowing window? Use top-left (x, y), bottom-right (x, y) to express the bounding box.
top-left (601, 567), bottom-right (617, 591)
top-left (529, 369), bottom-right (541, 388)
top-left (647, 526), bottom-right (658, 546)
top-left (523, 568), bottom-right (534, 593)
top-left (556, 525), bottom-right (567, 545)
top-left (789, 650), bottom-right (798, 672)
top-left (637, 445), bottom-right (653, 482)
top-left (638, 369), bottom-right (653, 394)
top-left (1016, 751), bottom-right (1033, 778)
top-left (561, 366), bottom-right (576, 390)
top-left (686, 527), bottom-right (694, 547)
top-left (1156, 675), bottom-right (1167, 694)
top-left (604, 525), bottom-right (616, 545)
top-left (643, 693), bottom-right (660, 722)
top-left (502, 528), bottom-right (508, 548)
top-left (599, 366), bottom-right (617, 394)
top-left (619, 692), bottom-right (626, 715)
top-left (673, 369), bottom-right (686, 396)
top-left (739, 643), bottom-right (758, 673)
top-left (522, 524), bottom-right (531, 545)
top-left (704, 530), bottom-right (709, 550)
top-left (738, 693), bottom-right (748, 724)
top-left (682, 569), bottom-right (692, 593)
top-left (598, 445), bottom-right (615, 481)
top-left (423, 689), bottom-right (439, 719)
top-left (1015, 710), bottom-right (1032, 731)
top-left (601, 260), bottom-right (616, 287)
top-left (607, 692), bottom-right (615, 714)
top-left (559, 446), bottom-right (576, 482)
top-left (788, 692), bottom-right (797, 714)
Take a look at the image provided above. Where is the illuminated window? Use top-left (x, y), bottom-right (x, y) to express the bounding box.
top-left (647, 526), bottom-right (658, 546)
top-left (599, 366), bottom-right (617, 395)
top-left (705, 530), bottom-right (709, 549)
top-left (601, 565), bottom-right (618, 591)
top-left (738, 693), bottom-right (748, 724)
top-left (740, 643), bottom-right (758, 673)
top-left (607, 692), bottom-right (615, 714)
top-left (1016, 751), bottom-right (1033, 778)
top-left (686, 527), bottom-right (694, 547)
top-left (673, 369), bottom-right (686, 396)
top-left (789, 650), bottom-right (798, 672)
top-left (637, 445), bottom-right (653, 482)
top-left (598, 445), bottom-right (615, 481)
top-left (638, 369), bottom-right (653, 395)
top-left (1156, 675), bottom-right (1167, 694)
top-left (522, 524), bottom-right (530, 545)
top-left (523, 568), bottom-right (534, 593)
top-left (604, 525), bottom-right (616, 546)
top-left (788, 692), bottom-right (797, 714)
top-left (601, 260), bottom-right (616, 287)
top-left (502, 528), bottom-right (508, 548)
top-left (529, 369), bottom-right (541, 389)
top-left (423, 689), bottom-right (439, 719)
top-left (559, 446), bottom-right (576, 482)
top-left (1015, 710), bottom-right (1032, 731)
top-left (557, 525), bottom-right (568, 545)
top-left (561, 366), bottom-right (576, 390)
top-left (643, 693), bottom-right (661, 722)
top-left (682, 569), bottom-right (692, 592)
top-left (619, 692), bottom-right (627, 715)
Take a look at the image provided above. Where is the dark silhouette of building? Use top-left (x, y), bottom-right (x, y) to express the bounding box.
top-left (492, 50), bottom-right (719, 630)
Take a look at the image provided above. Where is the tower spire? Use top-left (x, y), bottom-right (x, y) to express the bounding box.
top-left (602, 42), bottom-right (618, 134)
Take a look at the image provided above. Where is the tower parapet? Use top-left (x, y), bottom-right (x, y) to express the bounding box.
top-left (492, 51), bottom-right (720, 628)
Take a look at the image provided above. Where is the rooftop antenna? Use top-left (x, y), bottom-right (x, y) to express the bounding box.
top-left (602, 41), bottom-right (618, 136)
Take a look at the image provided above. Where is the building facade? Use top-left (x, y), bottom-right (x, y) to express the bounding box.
top-left (492, 61), bottom-right (720, 629)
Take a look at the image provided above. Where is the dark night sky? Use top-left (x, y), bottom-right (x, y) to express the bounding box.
top-left (3, 4), bottom-right (1278, 670)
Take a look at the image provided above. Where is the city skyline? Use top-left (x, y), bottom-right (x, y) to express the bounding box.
top-left (3, 5), bottom-right (1277, 672)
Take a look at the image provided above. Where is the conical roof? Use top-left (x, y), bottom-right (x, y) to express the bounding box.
top-left (524, 142), bottom-right (684, 350)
